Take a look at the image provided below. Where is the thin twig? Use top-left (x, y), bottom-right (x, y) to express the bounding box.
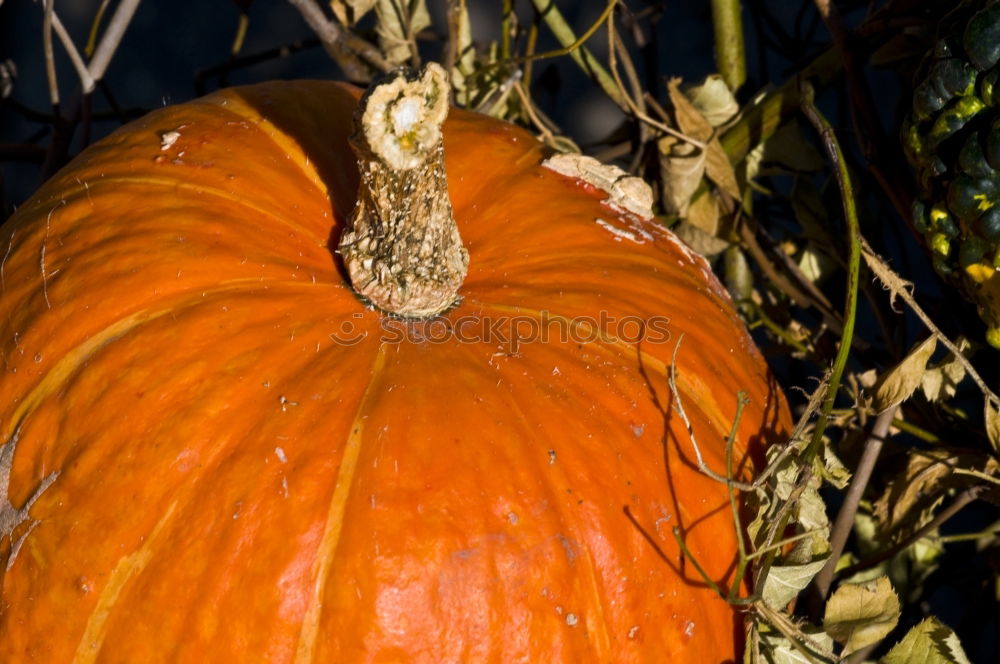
top-left (669, 336), bottom-right (755, 489)
top-left (861, 239), bottom-right (1000, 409)
top-left (41, 0), bottom-right (59, 106)
top-left (836, 485), bottom-right (988, 579)
top-left (526, 0), bottom-right (627, 110)
top-left (42, 2), bottom-right (95, 93)
top-left (286, 0), bottom-right (390, 78)
top-left (87, 0), bottom-right (142, 82)
top-left (812, 406), bottom-right (896, 601)
top-left (606, 9), bottom-right (689, 145)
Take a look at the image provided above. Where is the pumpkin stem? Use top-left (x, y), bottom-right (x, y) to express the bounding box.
top-left (339, 63), bottom-right (468, 318)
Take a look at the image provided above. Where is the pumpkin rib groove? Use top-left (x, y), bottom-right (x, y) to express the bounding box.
top-left (481, 367), bottom-right (616, 660)
top-left (196, 88), bottom-right (337, 202)
top-left (294, 342), bottom-right (389, 664)
top-left (71, 500), bottom-right (181, 664)
top-left (461, 300), bottom-right (754, 462)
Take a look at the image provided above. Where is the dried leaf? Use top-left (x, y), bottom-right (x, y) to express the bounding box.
top-left (881, 617), bottom-right (972, 664)
top-left (330, 0), bottom-right (376, 25)
top-left (724, 245), bottom-right (753, 302)
top-left (666, 78), bottom-right (741, 199)
top-left (986, 400), bottom-right (1000, 456)
top-left (921, 338), bottom-right (971, 402)
top-left (797, 245), bottom-right (835, 285)
top-left (819, 444), bottom-right (851, 490)
top-left (872, 336), bottom-right (937, 413)
top-left (658, 134), bottom-right (705, 216)
top-left (794, 485), bottom-right (831, 556)
top-left (684, 74), bottom-right (739, 127)
top-left (762, 557), bottom-right (829, 610)
top-left (375, 0), bottom-right (431, 65)
top-left (758, 628), bottom-right (835, 664)
top-left (673, 219), bottom-right (729, 258)
top-left (448, 1), bottom-right (476, 103)
top-left (823, 576), bottom-right (900, 655)
top-left (871, 449), bottom-right (975, 536)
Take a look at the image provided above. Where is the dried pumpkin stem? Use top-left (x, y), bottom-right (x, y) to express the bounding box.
top-left (340, 63), bottom-right (468, 318)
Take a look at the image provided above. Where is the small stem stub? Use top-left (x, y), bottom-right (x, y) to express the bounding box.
top-left (339, 63), bottom-right (468, 318)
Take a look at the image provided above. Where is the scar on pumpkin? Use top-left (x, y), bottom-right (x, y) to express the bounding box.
top-left (0, 427), bottom-right (60, 571)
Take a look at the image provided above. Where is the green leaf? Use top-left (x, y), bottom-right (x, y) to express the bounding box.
top-left (881, 617), bottom-right (971, 664)
top-left (761, 557), bottom-right (829, 610)
top-left (824, 576), bottom-right (900, 655)
top-left (873, 336), bottom-right (937, 413)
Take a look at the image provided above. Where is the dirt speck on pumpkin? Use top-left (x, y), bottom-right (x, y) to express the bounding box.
top-left (627, 625), bottom-right (640, 639)
top-left (565, 613), bottom-right (578, 627)
top-left (274, 447), bottom-right (287, 463)
top-left (159, 130), bottom-right (181, 150)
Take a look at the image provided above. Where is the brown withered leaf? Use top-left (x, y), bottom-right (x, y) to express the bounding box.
top-left (872, 336), bottom-right (936, 414)
top-left (986, 400), bottom-right (1000, 456)
top-left (673, 220), bottom-right (729, 258)
top-left (657, 134), bottom-right (705, 217)
top-left (872, 449), bottom-right (985, 537)
top-left (331, 0), bottom-right (377, 25)
top-left (375, 0), bottom-right (430, 65)
top-left (665, 78), bottom-right (740, 200)
top-left (823, 576), bottom-right (900, 655)
top-left (921, 338), bottom-right (971, 402)
top-left (683, 75), bottom-right (739, 128)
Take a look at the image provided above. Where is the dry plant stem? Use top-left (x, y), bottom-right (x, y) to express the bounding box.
top-left (41, 2), bottom-right (95, 93)
top-left (799, 82), bottom-right (861, 465)
top-left (84, 0), bottom-right (113, 57)
top-left (286, 0), bottom-right (390, 77)
top-left (339, 64), bottom-right (468, 318)
top-left (837, 485), bottom-right (988, 579)
top-left (605, 15), bottom-right (703, 149)
top-left (42, 0), bottom-right (58, 107)
top-left (861, 239), bottom-right (1000, 408)
top-left (527, 0), bottom-right (628, 111)
top-left (87, 0), bottom-right (141, 82)
top-left (812, 405), bottom-right (897, 600)
top-left (710, 0), bottom-right (746, 91)
top-left (754, 603), bottom-right (837, 664)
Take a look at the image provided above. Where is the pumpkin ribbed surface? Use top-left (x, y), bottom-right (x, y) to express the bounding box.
top-left (0, 81), bottom-right (789, 662)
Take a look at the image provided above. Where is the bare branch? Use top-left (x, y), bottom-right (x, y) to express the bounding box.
top-left (88, 0), bottom-right (142, 82)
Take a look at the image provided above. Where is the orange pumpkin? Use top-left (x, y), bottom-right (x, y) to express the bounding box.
top-left (0, 71), bottom-right (789, 662)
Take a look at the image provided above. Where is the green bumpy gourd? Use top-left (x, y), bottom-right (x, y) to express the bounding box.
top-left (903, 0), bottom-right (1000, 347)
